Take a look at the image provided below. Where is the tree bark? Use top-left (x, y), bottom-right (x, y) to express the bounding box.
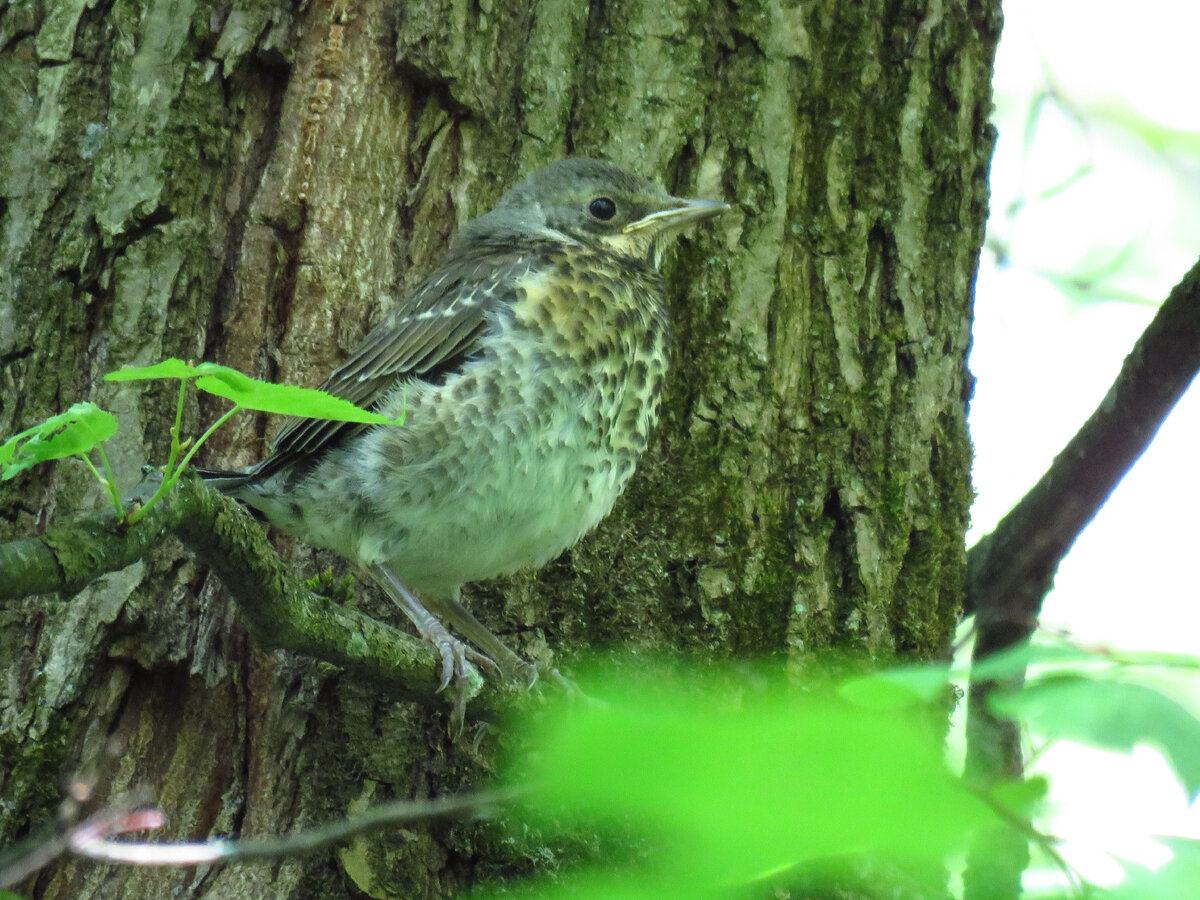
top-left (0, 0), bottom-right (1000, 897)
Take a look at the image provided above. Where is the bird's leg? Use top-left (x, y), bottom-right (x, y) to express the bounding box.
top-left (369, 564), bottom-right (488, 729)
top-left (431, 592), bottom-right (585, 699)
top-left (425, 590), bottom-right (538, 688)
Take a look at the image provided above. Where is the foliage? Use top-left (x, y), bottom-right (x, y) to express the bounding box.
top-left (978, 642), bottom-right (1200, 804)
top-left (0, 403), bottom-right (122, 514)
top-left (0, 630), bottom-right (1195, 897)
top-left (1104, 838), bottom-right (1200, 900)
top-left (478, 643), bottom-right (1200, 900)
top-left (0, 360), bottom-right (401, 524)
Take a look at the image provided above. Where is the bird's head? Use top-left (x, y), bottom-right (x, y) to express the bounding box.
top-left (467, 158), bottom-right (729, 269)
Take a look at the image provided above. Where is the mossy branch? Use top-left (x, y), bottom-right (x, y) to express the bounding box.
top-left (0, 474), bottom-right (511, 712)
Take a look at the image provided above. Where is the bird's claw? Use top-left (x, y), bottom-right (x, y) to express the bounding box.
top-left (424, 628), bottom-right (482, 692)
top-left (468, 647), bottom-right (504, 680)
top-left (514, 660), bottom-right (540, 690)
top-left (419, 625), bottom-right (489, 736)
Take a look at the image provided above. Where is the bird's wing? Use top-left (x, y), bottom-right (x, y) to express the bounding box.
top-left (248, 245), bottom-right (538, 481)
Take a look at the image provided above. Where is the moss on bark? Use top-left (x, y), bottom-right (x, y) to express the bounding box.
top-left (0, 0), bottom-right (999, 895)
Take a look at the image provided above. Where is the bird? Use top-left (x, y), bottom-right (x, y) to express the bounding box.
top-left (202, 157), bottom-right (729, 708)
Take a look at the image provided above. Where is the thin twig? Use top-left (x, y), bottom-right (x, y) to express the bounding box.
top-left (71, 790), bottom-right (517, 867)
top-left (1, 788), bottom-right (518, 886)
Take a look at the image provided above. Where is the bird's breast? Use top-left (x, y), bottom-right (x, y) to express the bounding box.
top-left (508, 251), bottom-right (669, 460)
top-left (352, 253), bottom-right (670, 590)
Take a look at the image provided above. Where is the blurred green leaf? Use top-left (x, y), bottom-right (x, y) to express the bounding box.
top-left (1086, 98), bottom-right (1200, 157)
top-left (970, 639), bottom-right (1200, 682)
top-left (513, 672), bottom-right (998, 889)
top-left (968, 641), bottom-right (1110, 682)
top-left (993, 676), bottom-right (1200, 799)
top-left (471, 868), bottom-right (697, 900)
top-left (838, 665), bottom-right (953, 709)
top-left (0, 402), bottom-right (119, 480)
top-left (1105, 838), bottom-right (1200, 899)
top-left (988, 775), bottom-right (1049, 818)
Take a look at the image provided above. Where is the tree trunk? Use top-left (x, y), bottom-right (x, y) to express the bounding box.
top-left (0, 0), bottom-right (1000, 897)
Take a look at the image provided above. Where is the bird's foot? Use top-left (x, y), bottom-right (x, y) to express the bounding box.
top-left (371, 564), bottom-right (493, 732)
top-left (411, 618), bottom-right (488, 735)
top-left (427, 592), bottom-right (540, 688)
top-left (416, 617), bottom-right (482, 694)
top-left (506, 658), bottom-right (540, 690)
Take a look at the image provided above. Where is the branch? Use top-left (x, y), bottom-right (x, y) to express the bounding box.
top-left (0, 476), bottom-right (187, 600)
top-left (960, 258), bottom-right (1200, 899)
top-left (965, 256), bottom-right (1200, 625)
top-left (0, 474), bottom-right (506, 709)
top-left (0, 787), bottom-right (515, 887)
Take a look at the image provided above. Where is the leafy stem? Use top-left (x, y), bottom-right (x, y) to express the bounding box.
top-left (77, 449), bottom-right (126, 521)
top-left (1, 358), bottom-right (404, 526)
top-left (127, 400), bottom-right (242, 525)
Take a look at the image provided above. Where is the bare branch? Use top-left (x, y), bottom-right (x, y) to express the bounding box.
top-left (1, 788), bottom-right (515, 887)
top-left (961, 258), bottom-right (1200, 899)
top-left (74, 791), bottom-right (515, 866)
top-left (965, 256), bottom-right (1200, 625)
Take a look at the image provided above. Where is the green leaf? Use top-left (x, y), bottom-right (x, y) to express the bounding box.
top-left (104, 359), bottom-right (402, 424)
top-left (968, 639), bottom-right (1200, 684)
top-left (471, 868), bottom-right (705, 900)
top-left (993, 676), bottom-right (1200, 799)
top-left (1106, 838), bottom-right (1200, 899)
top-left (104, 358), bottom-right (201, 381)
top-left (967, 640), bottom-right (1110, 682)
top-left (988, 775), bottom-right (1049, 818)
top-left (513, 669), bottom-right (999, 889)
top-left (193, 363), bottom-right (400, 423)
top-left (839, 665), bottom-right (954, 709)
top-left (0, 402), bottom-right (119, 480)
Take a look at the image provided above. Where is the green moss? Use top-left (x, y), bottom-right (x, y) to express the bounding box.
top-left (0, 714), bottom-right (72, 843)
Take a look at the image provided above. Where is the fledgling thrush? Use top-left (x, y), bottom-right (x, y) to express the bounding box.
top-left (203, 157), bottom-right (729, 703)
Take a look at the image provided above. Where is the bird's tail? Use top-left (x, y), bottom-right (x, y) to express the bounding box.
top-left (192, 466), bottom-right (258, 494)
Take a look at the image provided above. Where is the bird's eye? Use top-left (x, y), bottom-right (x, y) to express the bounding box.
top-left (588, 197), bottom-right (617, 221)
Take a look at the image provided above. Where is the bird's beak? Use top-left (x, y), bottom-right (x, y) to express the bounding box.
top-left (622, 197), bottom-right (731, 234)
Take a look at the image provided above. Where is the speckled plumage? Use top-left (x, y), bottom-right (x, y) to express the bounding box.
top-left (205, 158), bottom-right (728, 692)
